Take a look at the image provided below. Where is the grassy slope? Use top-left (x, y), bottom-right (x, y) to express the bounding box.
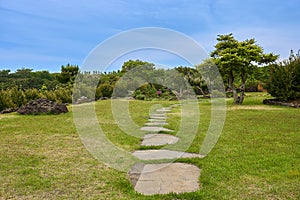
top-left (0, 94), bottom-right (299, 199)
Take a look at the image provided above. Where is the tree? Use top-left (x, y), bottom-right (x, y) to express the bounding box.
top-left (211, 33), bottom-right (278, 104)
top-left (0, 70), bottom-right (10, 77)
top-left (57, 64), bottom-right (79, 84)
top-left (121, 59), bottom-right (154, 73)
top-left (175, 66), bottom-right (206, 96)
top-left (14, 68), bottom-right (33, 78)
top-left (96, 83), bottom-right (114, 99)
top-left (267, 50), bottom-right (300, 101)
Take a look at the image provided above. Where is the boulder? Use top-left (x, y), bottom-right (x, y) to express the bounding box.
top-left (0, 107), bottom-right (18, 114)
top-left (263, 99), bottom-right (300, 108)
top-left (17, 98), bottom-right (68, 115)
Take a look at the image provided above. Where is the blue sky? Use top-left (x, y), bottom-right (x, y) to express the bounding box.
top-left (1, 0), bottom-right (299, 72)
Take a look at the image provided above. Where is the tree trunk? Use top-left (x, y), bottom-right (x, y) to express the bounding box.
top-left (196, 86), bottom-right (208, 98)
top-left (239, 73), bottom-right (246, 104)
top-left (228, 71), bottom-right (239, 104)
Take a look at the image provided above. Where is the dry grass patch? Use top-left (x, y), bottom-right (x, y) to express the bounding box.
top-left (227, 105), bottom-right (283, 111)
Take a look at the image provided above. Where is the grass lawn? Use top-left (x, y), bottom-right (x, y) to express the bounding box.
top-left (0, 93), bottom-right (299, 199)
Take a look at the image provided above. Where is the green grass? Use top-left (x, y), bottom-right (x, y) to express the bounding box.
top-left (0, 94), bottom-right (299, 199)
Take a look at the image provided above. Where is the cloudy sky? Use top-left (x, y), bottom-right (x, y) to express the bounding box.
top-left (1, 0), bottom-right (299, 72)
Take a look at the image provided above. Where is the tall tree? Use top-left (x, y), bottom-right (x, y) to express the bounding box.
top-left (57, 64), bottom-right (79, 84)
top-left (0, 70), bottom-right (10, 77)
top-left (211, 33), bottom-right (278, 104)
top-left (121, 59), bottom-right (154, 73)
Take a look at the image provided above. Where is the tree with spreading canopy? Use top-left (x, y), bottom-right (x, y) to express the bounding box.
top-left (121, 59), bottom-right (154, 73)
top-left (211, 33), bottom-right (278, 104)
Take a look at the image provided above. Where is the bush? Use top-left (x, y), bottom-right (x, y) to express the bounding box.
top-left (96, 83), bottom-right (114, 99)
top-left (54, 87), bottom-right (72, 103)
top-left (9, 87), bottom-right (26, 108)
top-left (267, 57), bottom-right (300, 101)
top-left (43, 90), bottom-right (57, 102)
top-left (135, 94), bottom-right (146, 100)
top-left (0, 90), bottom-right (15, 111)
top-left (24, 88), bottom-right (42, 102)
top-left (0, 84), bottom-right (74, 112)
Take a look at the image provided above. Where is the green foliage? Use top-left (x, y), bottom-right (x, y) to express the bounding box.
top-left (96, 83), bottom-right (114, 99)
top-left (24, 88), bottom-right (42, 101)
top-left (267, 51), bottom-right (300, 101)
top-left (0, 90), bottom-right (14, 111)
top-left (9, 87), bottom-right (26, 108)
top-left (133, 84), bottom-right (157, 100)
top-left (121, 59), bottom-right (154, 73)
top-left (0, 68), bottom-right (57, 90)
top-left (0, 87), bottom-right (26, 110)
top-left (53, 86), bottom-right (72, 103)
top-left (176, 66), bottom-right (207, 94)
top-left (56, 64), bottom-right (79, 84)
top-left (43, 91), bottom-right (57, 102)
top-left (0, 69), bottom-right (10, 77)
top-left (211, 33), bottom-right (278, 104)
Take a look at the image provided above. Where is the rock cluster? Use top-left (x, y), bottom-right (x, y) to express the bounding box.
top-left (17, 98), bottom-right (68, 115)
top-left (263, 99), bottom-right (300, 108)
top-left (0, 108), bottom-right (18, 114)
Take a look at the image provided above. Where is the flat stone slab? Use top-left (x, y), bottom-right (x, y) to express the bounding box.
top-left (129, 163), bottom-right (200, 195)
top-left (132, 150), bottom-right (205, 160)
top-left (156, 108), bottom-right (171, 112)
top-left (150, 113), bottom-right (166, 117)
top-left (144, 122), bottom-right (168, 126)
top-left (170, 104), bottom-right (180, 108)
top-left (141, 134), bottom-right (179, 146)
top-left (148, 118), bottom-right (166, 122)
top-left (141, 126), bottom-right (173, 132)
top-left (150, 116), bottom-right (167, 120)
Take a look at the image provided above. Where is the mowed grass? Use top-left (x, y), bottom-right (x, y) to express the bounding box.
top-left (0, 93), bottom-right (299, 199)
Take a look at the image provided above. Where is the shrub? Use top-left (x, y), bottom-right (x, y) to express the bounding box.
top-left (9, 87), bottom-right (26, 107)
top-left (267, 56), bottom-right (300, 101)
top-left (0, 90), bottom-right (15, 111)
top-left (54, 87), bottom-right (72, 103)
top-left (43, 90), bottom-right (57, 102)
top-left (96, 83), bottom-right (113, 99)
top-left (24, 88), bottom-right (42, 102)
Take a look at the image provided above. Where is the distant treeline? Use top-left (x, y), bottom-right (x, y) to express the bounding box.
top-left (1, 53), bottom-right (299, 111)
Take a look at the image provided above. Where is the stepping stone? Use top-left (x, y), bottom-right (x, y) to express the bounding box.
top-left (144, 122), bottom-right (168, 126)
top-left (150, 116), bottom-right (167, 120)
top-left (148, 118), bottom-right (166, 122)
top-left (170, 104), bottom-right (180, 108)
top-left (141, 126), bottom-right (173, 132)
top-left (129, 162), bottom-right (200, 195)
top-left (141, 134), bottom-right (179, 146)
top-left (128, 162), bottom-right (145, 187)
top-left (150, 113), bottom-right (166, 117)
top-left (156, 108), bottom-right (171, 112)
top-left (132, 150), bottom-right (205, 160)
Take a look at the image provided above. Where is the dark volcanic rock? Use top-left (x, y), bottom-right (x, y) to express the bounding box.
top-left (263, 99), bottom-right (300, 108)
top-left (18, 98), bottom-right (68, 115)
top-left (0, 107), bottom-right (18, 114)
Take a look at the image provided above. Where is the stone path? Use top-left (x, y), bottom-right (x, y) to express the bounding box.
top-left (129, 163), bottom-right (200, 195)
top-left (128, 105), bottom-right (202, 195)
top-left (144, 122), bottom-right (168, 126)
top-left (140, 126), bottom-right (174, 132)
top-left (133, 149), bottom-right (204, 160)
top-left (141, 134), bottom-right (178, 146)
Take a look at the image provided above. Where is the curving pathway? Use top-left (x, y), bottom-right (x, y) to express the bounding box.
top-left (128, 105), bottom-right (202, 195)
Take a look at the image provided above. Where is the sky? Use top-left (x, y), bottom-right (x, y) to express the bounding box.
top-left (0, 0), bottom-right (299, 72)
